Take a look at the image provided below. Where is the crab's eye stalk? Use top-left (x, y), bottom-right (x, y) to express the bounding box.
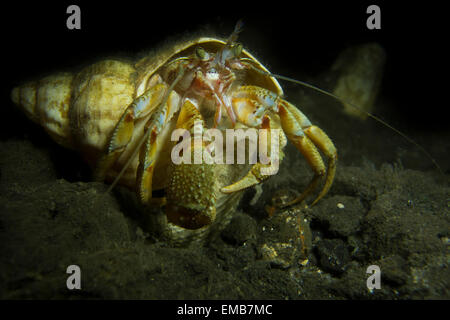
top-left (195, 47), bottom-right (209, 61)
top-left (232, 43), bottom-right (243, 57)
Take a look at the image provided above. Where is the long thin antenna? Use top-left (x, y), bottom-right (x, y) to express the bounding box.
top-left (243, 61), bottom-right (444, 175)
top-left (227, 20), bottom-right (244, 45)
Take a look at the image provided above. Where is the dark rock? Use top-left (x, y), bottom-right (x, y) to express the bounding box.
top-left (378, 255), bottom-right (408, 286)
top-left (311, 195), bottom-right (366, 238)
top-left (221, 213), bottom-right (257, 246)
top-left (316, 238), bottom-right (350, 275)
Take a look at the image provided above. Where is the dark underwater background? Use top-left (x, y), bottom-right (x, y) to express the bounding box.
top-left (0, 1), bottom-right (448, 299)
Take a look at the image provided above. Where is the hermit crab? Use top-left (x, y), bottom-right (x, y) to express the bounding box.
top-left (11, 22), bottom-right (337, 244)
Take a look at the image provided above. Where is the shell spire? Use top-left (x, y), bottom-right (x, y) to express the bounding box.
top-left (11, 72), bottom-right (75, 148)
top-left (11, 60), bottom-right (137, 164)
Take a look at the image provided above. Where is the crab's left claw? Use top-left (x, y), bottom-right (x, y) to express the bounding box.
top-left (221, 89), bottom-right (336, 207)
top-left (221, 85), bottom-right (336, 207)
top-left (221, 162), bottom-right (274, 193)
top-left (221, 116), bottom-right (284, 193)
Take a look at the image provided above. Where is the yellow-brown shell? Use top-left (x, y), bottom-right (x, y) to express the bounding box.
top-left (11, 36), bottom-right (284, 245)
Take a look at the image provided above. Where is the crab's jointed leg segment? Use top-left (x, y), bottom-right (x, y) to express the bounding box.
top-left (136, 123), bottom-right (161, 205)
top-left (136, 90), bottom-right (185, 205)
top-left (302, 125), bottom-right (337, 206)
top-left (94, 81), bottom-right (167, 181)
top-left (98, 64), bottom-right (187, 204)
top-left (278, 100), bottom-right (337, 206)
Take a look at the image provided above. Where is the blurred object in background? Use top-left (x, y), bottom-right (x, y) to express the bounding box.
top-left (332, 43), bottom-right (386, 120)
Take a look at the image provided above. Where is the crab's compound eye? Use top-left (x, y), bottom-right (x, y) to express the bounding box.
top-left (232, 43), bottom-right (243, 57)
top-left (195, 47), bottom-right (209, 61)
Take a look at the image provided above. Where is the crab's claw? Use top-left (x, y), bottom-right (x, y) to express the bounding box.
top-left (165, 100), bottom-right (218, 229)
top-left (220, 85), bottom-right (337, 207)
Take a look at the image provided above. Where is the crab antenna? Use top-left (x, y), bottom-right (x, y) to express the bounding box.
top-left (242, 60), bottom-right (444, 175)
top-left (227, 20), bottom-right (244, 45)
top-left (215, 20), bottom-right (244, 66)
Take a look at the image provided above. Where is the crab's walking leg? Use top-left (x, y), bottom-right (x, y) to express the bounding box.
top-left (100, 64), bottom-right (187, 204)
top-left (136, 68), bottom-right (190, 205)
top-left (94, 80), bottom-right (167, 181)
top-left (137, 96), bottom-right (204, 206)
top-left (136, 101), bottom-right (172, 205)
top-left (279, 101), bottom-right (337, 206)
